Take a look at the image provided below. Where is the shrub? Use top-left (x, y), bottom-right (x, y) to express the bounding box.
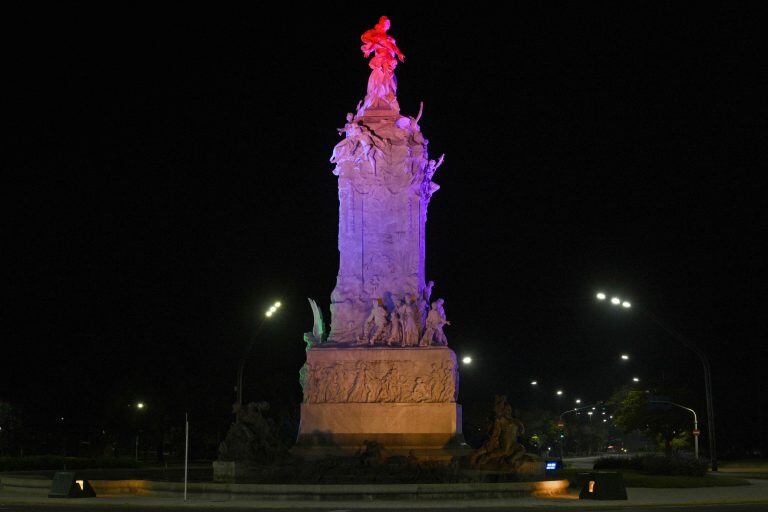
top-left (593, 454), bottom-right (706, 477)
top-left (594, 455), bottom-right (644, 471)
top-left (641, 455), bottom-right (707, 477)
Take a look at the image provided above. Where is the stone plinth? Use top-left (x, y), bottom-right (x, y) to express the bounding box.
top-left (295, 346), bottom-right (468, 460)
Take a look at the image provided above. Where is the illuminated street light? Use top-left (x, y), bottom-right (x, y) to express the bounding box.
top-left (133, 402), bottom-right (146, 461)
top-left (596, 291), bottom-right (718, 469)
top-left (596, 292), bottom-right (606, 300)
top-left (530, 380), bottom-right (538, 386)
top-left (621, 354), bottom-right (630, 361)
top-left (633, 377), bottom-right (640, 382)
top-left (238, 301), bottom-right (284, 408)
top-left (575, 399), bottom-right (581, 404)
top-left (556, 390), bottom-right (563, 396)
top-left (462, 356), bottom-right (472, 365)
top-left (265, 301), bottom-right (281, 317)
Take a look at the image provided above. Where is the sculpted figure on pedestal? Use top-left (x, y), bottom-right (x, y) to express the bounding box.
top-left (361, 301), bottom-right (390, 345)
top-left (360, 16), bottom-right (405, 112)
top-left (387, 307), bottom-right (402, 346)
top-left (420, 299), bottom-right (450, 346)
top-left (331, 113), bottom-right (385, 173)
top-left (422, 154), bottom-right (444, 199)
top-left (470, 396), bottom-right (527, 468)
top-left (399, 296), bottom-right (420, 347)
top-left (218, 402), bottom-right (284, 463)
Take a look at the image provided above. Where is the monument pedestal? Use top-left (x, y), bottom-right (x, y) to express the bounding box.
top-left (294, 346), bottom-right (469, 461)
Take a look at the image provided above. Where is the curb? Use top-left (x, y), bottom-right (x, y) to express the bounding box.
top-left (1, 476), bottom-right (568, 501)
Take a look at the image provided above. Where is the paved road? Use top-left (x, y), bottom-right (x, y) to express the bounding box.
top-left (3, 504), bottom-right (768, 511)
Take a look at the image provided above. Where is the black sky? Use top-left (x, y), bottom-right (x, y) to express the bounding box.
top-left (4, 3), bottom-right (767, 455)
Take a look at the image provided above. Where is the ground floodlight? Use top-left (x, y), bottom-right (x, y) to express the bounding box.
top-left (49, 472), bottom-right (96, 498)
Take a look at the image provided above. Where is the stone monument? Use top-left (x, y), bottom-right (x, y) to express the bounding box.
top-left (295, 16), bottom-right (465, 461)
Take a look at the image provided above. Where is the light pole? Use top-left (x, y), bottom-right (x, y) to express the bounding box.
top-left (650, 400), bottom-right (699, 459)
top-left (596, 291), bottom-right (717, 470)
top-left (235, 301), bottom-right (282, 413)
top-left (133, 402), bottom-right (145, 461)
top-left (559, 403), bottom-right (601, 458)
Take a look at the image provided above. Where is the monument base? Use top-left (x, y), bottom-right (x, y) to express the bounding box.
top-left (294, 346), bottom-right (468, 461)
top-left (294, 402), bottom-right (468, 461)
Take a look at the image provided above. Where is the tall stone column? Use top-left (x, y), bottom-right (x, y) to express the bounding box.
top-left (329, 107), bottom-right (432, 343)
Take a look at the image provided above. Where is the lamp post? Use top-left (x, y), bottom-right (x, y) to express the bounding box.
top-left (650, 400), bottom-right (699, 460)
top-left (132, 402), bottom-right (145, 461)
top-left (559, 403), bottom-right (601, 458)
top-left (235, 301), bottom-right (282, 413)
top-left (596, 292), bottom-right (717, 470)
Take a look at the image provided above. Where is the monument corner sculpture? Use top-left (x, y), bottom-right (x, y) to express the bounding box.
top-left (469, 396), bottom-right (528, 468)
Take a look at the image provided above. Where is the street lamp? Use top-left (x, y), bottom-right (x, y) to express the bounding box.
top-left (596, 291), bottom-right (718, 470)
top-left (235, 301), bottom-right (283, 412)
top-left (133, 402), bottom-right (146, 461)
top-left (556, 390), bottom-right (563, 396)
top-left (530, 380), bottom-right (538, 386)
top-left (621, 354), bottom-right (630, 361)
top-left (650, 400), bottom-right (700, 460)
top-left (462, 356), bottom-right (472, 365)
top-left (575, 399), bottom-right (581, 404)
top-left (632, 377), bottom-right (640, 383)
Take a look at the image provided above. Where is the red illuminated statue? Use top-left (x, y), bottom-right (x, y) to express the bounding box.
top-left (360, 16), bottom-right (405, 112)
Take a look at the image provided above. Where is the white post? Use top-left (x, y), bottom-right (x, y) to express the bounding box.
top-left (184, 413), bottom-right (189, 501)
top-left (693, 416), bottom-right (699, 460)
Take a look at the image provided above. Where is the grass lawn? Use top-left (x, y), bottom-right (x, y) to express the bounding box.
top-left (558, 468), bottom-right (751, 488)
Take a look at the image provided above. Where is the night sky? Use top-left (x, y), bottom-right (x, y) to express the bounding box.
top-left (4, 3), bottom-right (766, 456)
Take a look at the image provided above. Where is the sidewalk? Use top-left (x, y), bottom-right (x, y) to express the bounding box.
top-left (2, 478), bottom-right (768, 509)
